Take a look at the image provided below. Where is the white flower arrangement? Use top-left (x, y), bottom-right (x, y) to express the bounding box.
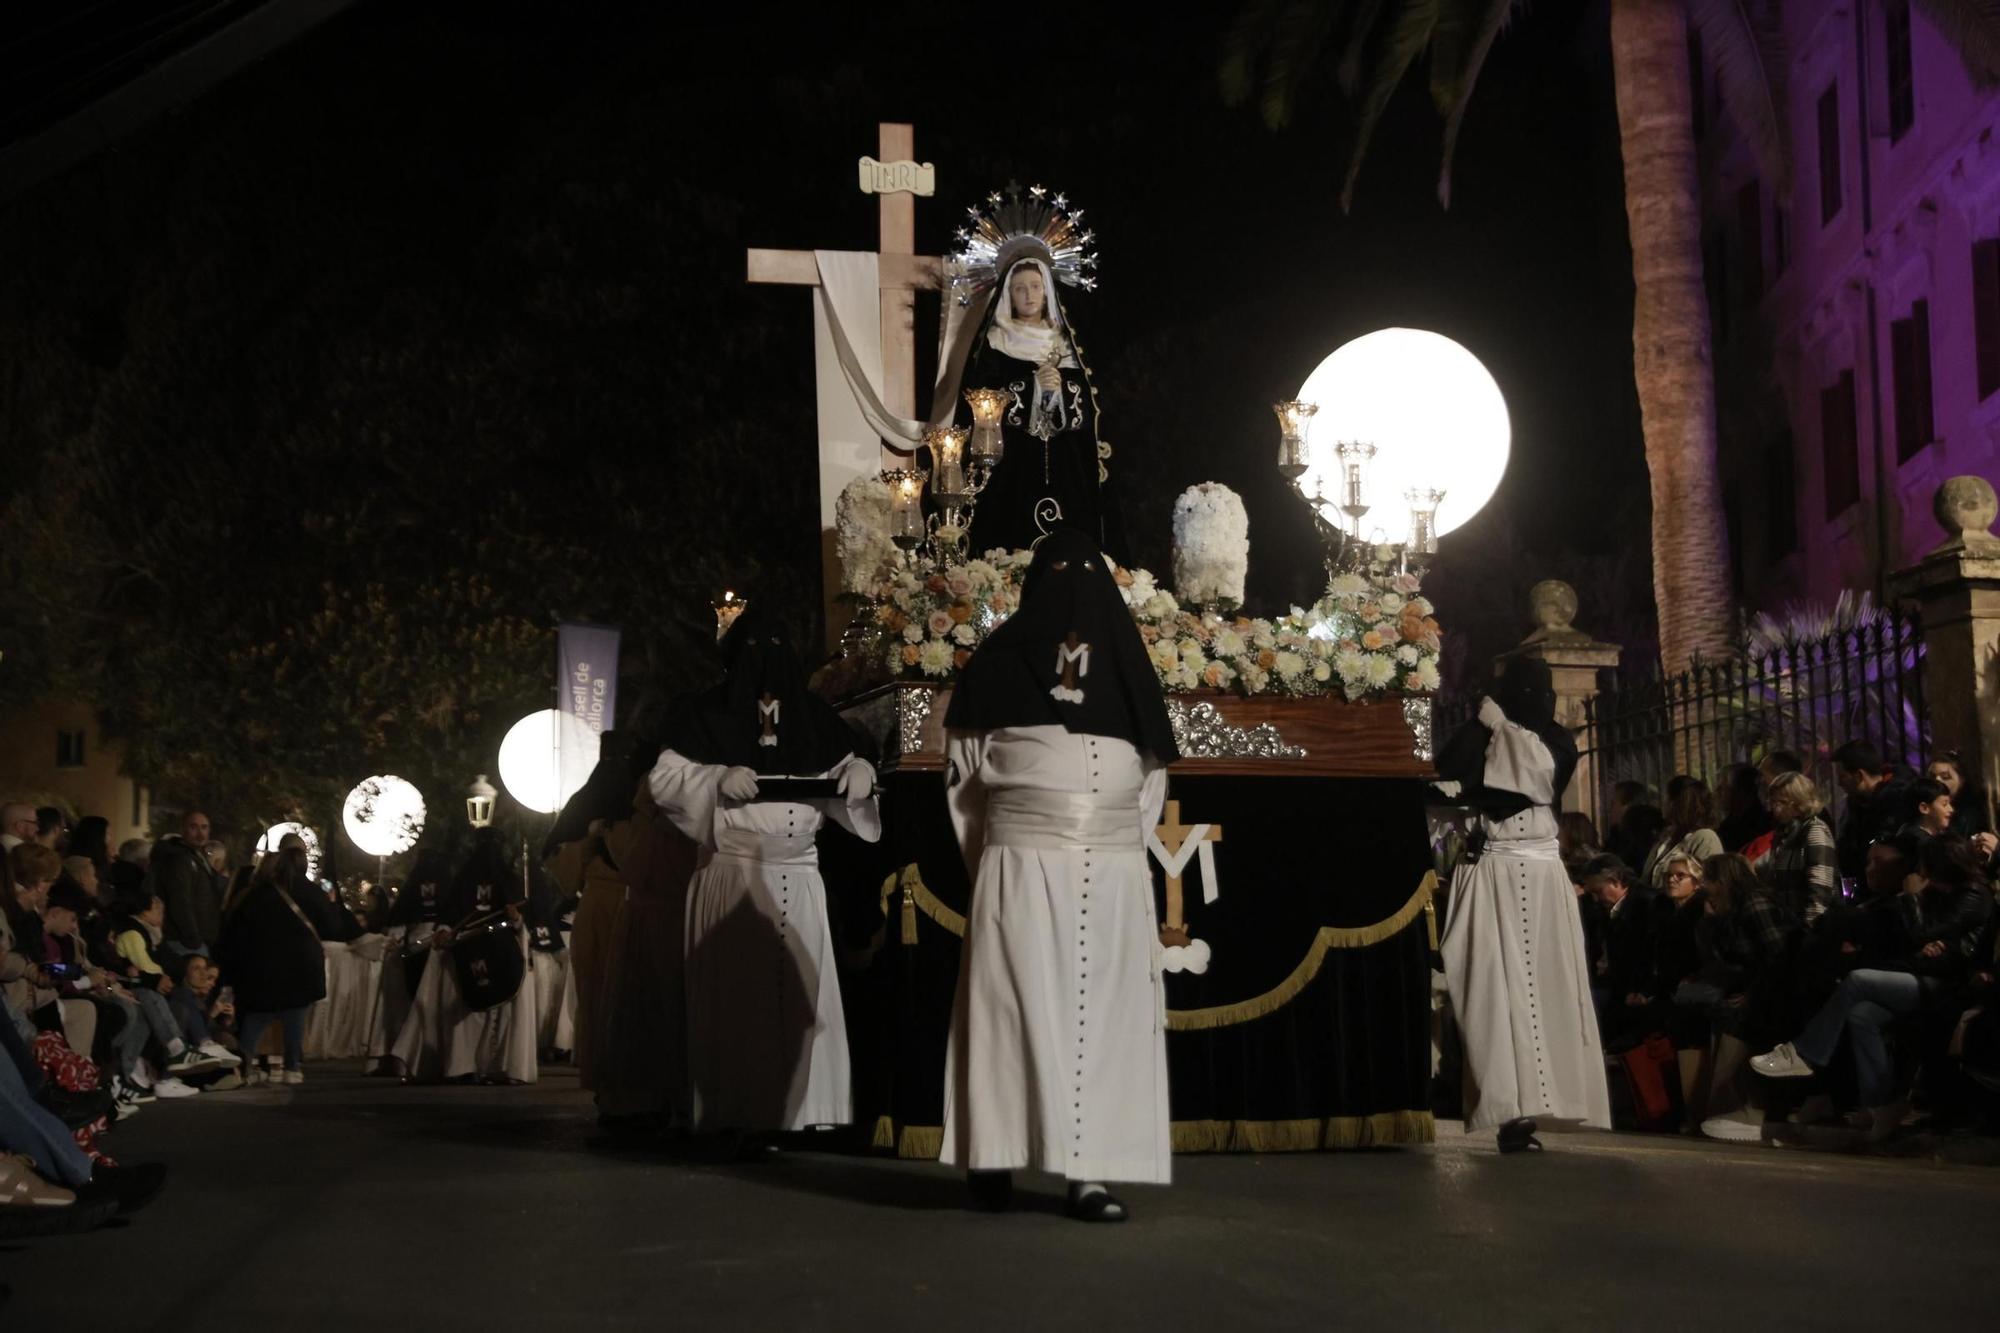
top-left (834, 474), bottom-right (896, 595)
top-left (1170, 482), bottom-right (1249, 612)
top-left (824, 549), bottom-right (1441, 703)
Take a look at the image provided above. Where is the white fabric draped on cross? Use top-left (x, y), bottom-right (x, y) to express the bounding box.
top-left (1144, 827), bottom-right (1221, 906)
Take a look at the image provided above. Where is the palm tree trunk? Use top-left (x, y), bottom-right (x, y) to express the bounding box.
top-left (1610, 0), bottom-right (1738, 672)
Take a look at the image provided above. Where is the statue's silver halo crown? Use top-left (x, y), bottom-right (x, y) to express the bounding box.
top-left (947, 184), bottom-right (1099, 308)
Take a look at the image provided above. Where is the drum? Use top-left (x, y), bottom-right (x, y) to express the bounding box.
top-left (450, 917), bottom-right (526, 1012)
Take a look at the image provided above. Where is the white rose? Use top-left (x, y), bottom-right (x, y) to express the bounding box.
top-left (1397, 644), bottom-right (1419, 665)
top-left (927, 610), bottom-right (954, 637)
top-left (952, 622), bottom-right (977, 645)
top-left (902, 623), bottom-right (924, 645)
top-left (1313, 661), bottom-right (1333, 682)
top-left (1144, 591), bottom-right (1180, 620)
top-left (1378, 591), bottom-right (1404, 613)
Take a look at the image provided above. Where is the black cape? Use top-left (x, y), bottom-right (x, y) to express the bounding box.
top-left (944, 525), bottom-right (1178, 764)
top-left (387, 848), bottom-right (452, 927)
top-left (661, 604), bottom-right (860, 776)
top-left (444, 830), bottom-right (522, 923)
top-left (1435, 655), bottom-right (1578, 819)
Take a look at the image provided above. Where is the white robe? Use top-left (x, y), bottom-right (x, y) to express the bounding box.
top-left (390, 927), bottom-right (540, 1084)
top-left (647, 749), bottom-right (881, 1132)
top-left (941, 725), bottom-right (1172, 1184)
top-left (533, 946), bottom-right (575, 1053)
top-left (1440, 718), bottom-right (1610, 1131)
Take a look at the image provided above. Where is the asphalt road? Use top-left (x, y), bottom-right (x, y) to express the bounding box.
top-left (7, 1064), bottom-right (1995, 1331)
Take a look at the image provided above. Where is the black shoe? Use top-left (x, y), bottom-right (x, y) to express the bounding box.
top-left (1065, 1184), bottom-right (1128, 1222)
top-left (0, 1195), bottom-right (120, 1239)
top-left (1497, 1117), bottom-right (1542, 1154)
top-left (967, 1170), bottom-right (1013, 1213)
top-left (80, 1161), bottom-right (168, 1215)
top-left (37, 1085), bottom-right (116, 1130)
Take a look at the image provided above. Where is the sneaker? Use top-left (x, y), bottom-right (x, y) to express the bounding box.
top-left (113, 1078), bottom-right (156, 1107)
top-left (197, 1041), bottom-right (242, 1068)
top-left (279, 1068), bottom-right (305, 1086)
top-left (1845, 1103), bottom-right (1904, 1144)
top-left (1750, 1042), bottom-right (1815, 1079)
top-left (165, 1048), bottom-right (224, 1076)
top-left (126, 1061), bottom-right (156, 1091)
top-left (1699, 1113), bottom-right (1764, 1143)
top-left (245, 1067), bottom-right (271, 1088)
top-left (152, 1077), bottom-right (199, 1099)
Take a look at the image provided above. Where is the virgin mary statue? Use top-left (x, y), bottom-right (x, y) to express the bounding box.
top-left (956, 257), bottom-right (1109, 556)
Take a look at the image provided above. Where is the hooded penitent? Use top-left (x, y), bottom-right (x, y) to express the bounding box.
top-left (445, 828), bottom-right (520, 923)
top-left (944, 526), bottom-right (1177, 765)
top-left (543, 729), bottom-right (650, 860)
top-left (661, 605), bottom-right (860, 776)
top-left (389, 848), bottom-right (453, 928)
top-left (1435, 655), bottom-right (1578, 818)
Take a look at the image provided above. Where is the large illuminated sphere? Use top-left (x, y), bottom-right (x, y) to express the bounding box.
top-left (498, 709), bottom-right (599, 815)
top-left (257, 821), bottom-right (323, 879)
top-left (1295, 327), bottom-right (1510, 539)
top-left (343, 775), bottom-right (426, 857)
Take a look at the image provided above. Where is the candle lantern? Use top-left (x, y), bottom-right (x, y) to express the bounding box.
top-left (883, 468), bottom-right (929, 553)
top-left (1273, 400), bottom-right (1317, 479)
top-left (464, 774), bottom-right (497, 830)
top-left (713, 589), bottom-right (748, 642)
top-left (964, 388), bottom-right (1009, 468)
top-left (1334, 440), bottom-right (1377, 536)
top-left (1405, 488), bottom-right (1446, 557)
top-left (927, 425), bottom-right (970, 505)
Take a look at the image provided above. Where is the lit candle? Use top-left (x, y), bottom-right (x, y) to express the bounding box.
top-left (927, 425), bottom-right (969, 502)
top-left (964, 388), bottom-right (1009, 464)
top-left (1272, 400), bottom-right (1317, 479)
top-left (713, 590), bottom-right (748, 641)
top-left (886, 469), bottom-right (927, 548)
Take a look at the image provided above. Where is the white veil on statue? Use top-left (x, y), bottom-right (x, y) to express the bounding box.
top-left (985, 259), bottom-right (1080, 368)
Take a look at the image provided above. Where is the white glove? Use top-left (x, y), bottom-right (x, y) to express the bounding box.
top-left (838, 761), bottom-right (876, 803)
top-left (719, 766), bottom-right (760, 802)
top-left (1477, 696), bottom-right (1507, 731)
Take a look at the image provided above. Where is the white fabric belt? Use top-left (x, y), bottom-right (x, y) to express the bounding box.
top-left (1479, 834), bottom-right (1562, 862)
top-left (712, 832), bottom-right (821, 867)
top-left (986, 788), bottom-right (1141, 850)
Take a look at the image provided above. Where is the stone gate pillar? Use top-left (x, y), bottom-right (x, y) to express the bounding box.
top-left (1887, 477), bottom-right (2000, 828)
top-left (1499, 580), bottom-right (1623, 827)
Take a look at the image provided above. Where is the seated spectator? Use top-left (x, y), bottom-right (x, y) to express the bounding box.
top-left (1580, 854), bottom-right (1669, 1049)
top-left (1642, 778), bottom-right (1723, 891)
top-left (1901, 778), bottom-right (1954, 843)
top-left (66, 816), bottom-right (111, 882)
top-left (175, 955), bottom-right (238, 1065)
top-left (1925, 751), bottom-right (1992, 839)
top-left (1672, 852), bottom-right (1800, 1142)
top-left (6, 844), bottom-right (99, 1059)
top-left (1608, 801), bottom-right (1667, 877)
top-left (34, 807), bottom-right (68, 851)
top-left (1752, 772), bottom-right (1839, 927)
top-left (1716, 763), bottom-right (1771, 854)
top-left (1752, 835), bottom-right (1996, 1141)
top-left (1832, 740), bottom-right (1911, 880)
top-left (1559, 811), bottom-right (1602, 873)
top-left (37, 885), bottom-right (156, 1108)
top-left (109, 839), bottom-right (151, 902)
top-left (113, 889), bottom-right (238, 1077)
top-left (1603, 781), bottom-right (1655, 865)
top-left (0, 804), bottom-right (35, 852)
top-left (63, 855), bottom-right (104, 909)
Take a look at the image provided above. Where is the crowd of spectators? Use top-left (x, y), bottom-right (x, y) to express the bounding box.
top-left (1, 801), bottom-right (353, 1239)
top-left (1561, 744), bottom-right (2000, 1146)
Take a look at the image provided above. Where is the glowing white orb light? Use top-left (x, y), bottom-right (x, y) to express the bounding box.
top-left (498, 708), bottom-right (598, 815)
top-left (342, 775), bottom-right (426, 858)
top-left (257, 821), bottom-right (323, 879)
top-left (1295, 327), bottom-right (1511, 540)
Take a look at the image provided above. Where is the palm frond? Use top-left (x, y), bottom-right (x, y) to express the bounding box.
top-left (1220, 0), bottom-right (1291, 108)
top-left (1260, 0), bottom-right (1344, 129)
top-left (1339, 0), bottom-right (1444, 211)
top-left (1337, 0), bottom-right (1392, 94)
top-left (1431, 0), bottom-right (1518, 208)
top-left (1912, 0), bottom-right (2000, 87)
top-left (1688, 0), bottom-right (1792, 200)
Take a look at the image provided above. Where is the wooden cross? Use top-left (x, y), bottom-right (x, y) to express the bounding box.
top-left (1153, 800), bottom-right (1222, 947)
top-left (745, 121), bottom-right (943, 448)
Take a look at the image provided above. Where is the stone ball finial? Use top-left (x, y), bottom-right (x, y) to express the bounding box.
top-left (1529, 579), bottom-right (1579, 632)
top-left (1935, 476), bottom-right (1998, 539)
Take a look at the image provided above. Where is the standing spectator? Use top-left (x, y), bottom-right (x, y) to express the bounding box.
top-left (1, 804), bottom-right (35, 852)
top-left (1753, 772), bottom-right (1839, 926)
top-left (109, 840), bottom-right (150, 902)
top-left (217, 839), bottom-right (324, 1084)
top-left (1832, 740), bottom-right (1911, 880)
top-left (1715, 764), bottom-right (1771, 853)
top-left (1642, 778), bottom-right (1724, 891)
top-left (142, 810), bottom-right (224, 970)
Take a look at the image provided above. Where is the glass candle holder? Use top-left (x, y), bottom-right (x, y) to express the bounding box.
top-left (1334, 440), bottom-right (1377, 530)
top-left (1405, 487), bottom-right (1446, 556)
top-left (883, 469), bottom-right (929, 550)
top-left (1273, 400), bottom-right (1317, 479)
top-left (713, 590), bottom-right (748, 642)
top-left (926, 425), bottom-right (970, 504)
top-left (964, 388), bottom-right (1009, 464)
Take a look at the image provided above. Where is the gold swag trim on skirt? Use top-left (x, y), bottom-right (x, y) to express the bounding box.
top-left (876, 865), bottom-right (1436, 1032)
top-left (869, 1112), bottom-right (1434, 1158)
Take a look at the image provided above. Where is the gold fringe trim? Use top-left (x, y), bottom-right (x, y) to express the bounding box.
top-left (1171, 1111), bottom-right (1435, 1152)
top-left (867, 1112), bottom-right (1434, 1158)
top-left (878, 865), bottom-right (967, 940)
top-left (1165, 872), bottom-right (1437, 1031)
top-left (870, 1115), bottom-right (944, 1160)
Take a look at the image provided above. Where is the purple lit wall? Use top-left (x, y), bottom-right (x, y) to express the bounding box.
top-left (1699, 0), bottom-right (2000, 610)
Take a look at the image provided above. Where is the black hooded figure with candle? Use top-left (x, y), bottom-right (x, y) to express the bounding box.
top-left (1435, 655), bottom-right (1609, 1152)
top-left (939, 525), bottom-right (1176, 1222)
top-left (647, 604), bottom-right (881, 1142)
top-left (946, 187), bottom-right (1115, 557)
